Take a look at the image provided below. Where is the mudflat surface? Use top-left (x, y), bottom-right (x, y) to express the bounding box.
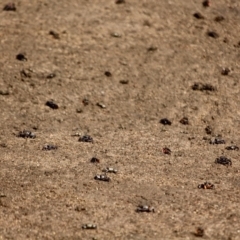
top-left (0, 1), bottom-right (240, 239)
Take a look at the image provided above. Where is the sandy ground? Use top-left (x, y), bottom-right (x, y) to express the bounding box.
top-left (0, 0), bottom-right (240, 239)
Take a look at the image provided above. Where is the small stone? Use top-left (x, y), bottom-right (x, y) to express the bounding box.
top-left (3, 3), bottom-right (16, 11)
top-left (147, 46), bottom-right (158, 52)
top-left (202, 0), bottom-right (210, 7)
top-left (207, 31), bottom-right (219, 38)
top-left (194, 227), bottom-right (204, 237)
top-left (104, 71), bottom-right (112, 77)
top-left (49, 30), bottom-right (60, 39)
top-left (96, 102), bottom-right (106, 109)
top-left (193, 12), bottom-right (205, 19)
top-left (209, 137), bottom-right (225, 145)
top-left (119, 80), bottom-right (129, 84)
top-left (221, 68), bottom-right (231, 76)
top-left (90, 157), bottom-right (100, 163)
top-left (116, 0), bottom-right (125, 4)
top-left (205, 126), bottom-right (212, 135)
top-left (179, 117), bottom-right (189, 125)
top-left (215, 16), bottom-right (225, 22)
top-left (46, 73), bottom-right (56, 79)
top-left (76, 108), bottom-right (83, 113)
top-left (16, 53), bottom-right (27, 61)
top-left (160, 118), bottom-right (172, 125)
top-left (46, 100), bottom-right (59, 109)
top-left (111, 32), bottom-right (121, 38)
top-left (0, 90), bottom-right (9, 95)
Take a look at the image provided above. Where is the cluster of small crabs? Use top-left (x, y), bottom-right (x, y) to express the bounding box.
top-left (16, 109), bottom-right (237, 232)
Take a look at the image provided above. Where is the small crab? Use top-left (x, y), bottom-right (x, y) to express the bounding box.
top-left (215, 156), bottom-right (232, 166)
top-left (3, 3), bottom-right (16, 11)
top-left (194, 227), bottom-right (204, 237)
top-left (209, 137), bottom-right (225, 145)
top-left (79, 135), bottom-right (93, 143)
top-left (162, 147), bottom-right (171, 155)
top-left (136, 205), bottom-right (155, 213)
top-left (94, 174), bottom-right (110, 182)
top-left (225, 145), bottom-right (239, 151)
top-left (90, 157), bottom-right (100, 163)
top-left (198, 182), bottom-right (214, 189)
top-left (221, 68), bottom-right (231, 76)
top-left (205, 126), bottom-right (212, 135)
top-left (82, 224), bottom-right (97, 230)
top-left (202, 0), bottom-right (210, 7)
top-left (42, 144), bottom-right (58, 151)
top-left (17, 130), bottom-right (36, 139)
top-left (192, 83), bottom-right (215, 91)
top-left (179, 117), bottom-right (189, 125)
top-left (82, 98), bottom-right (89, 106)
top-left (102, 167), bottom-right (117, 174)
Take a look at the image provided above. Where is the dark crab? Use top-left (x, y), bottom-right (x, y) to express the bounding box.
top-left (160, 118), bottom-right (172, 125)
top-left (17, 130), bottom-right (36, 139)
top-left (198, 182), bottom-right (214, 189)
top-left (136, 205), bottom-right (155, 213)
top-left (215, 156), bottom-right (232, 166)
top-left (225, 145), bottom-right (239, 151)
top-left (42, 144), bottom-right (58, 151)
top-left (79, 135), bottom-right (93, 143)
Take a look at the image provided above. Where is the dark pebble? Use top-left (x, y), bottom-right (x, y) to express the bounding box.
top-left (215, 16), bottom-right (225, 22)
top-left (202, 0), bottom-right (210, 7)
top-left (116, 0), bottom-right (125, 4)
top-left (49, 30), bottom-right (60, 39)
top-left (193, 12), bottom-right (205, 19)
top-left (205, 126), bottom-right (212, 135)
top-left (194, 227), bottom-right (204, 237)
top-left (46, 73), bottom-right (56, 79)
top-left (105, 71), bottom-right (112, 77)
top-left (119, 80), bottom-right (129, 84)
top-left (221, 68), bottom-right (230, 76)
top-left (3, 3), bottom-right (16, 11)
top-left (90, 157), bottom-right (100, 163)
top-left (160, 118), bottom-right (172, 125)
top-left (16, 53), bottom-right (27, 61)
top-left (207, 31), bottom-right (219, 38)
top-left (46, 100), bottom-right (59, 109)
